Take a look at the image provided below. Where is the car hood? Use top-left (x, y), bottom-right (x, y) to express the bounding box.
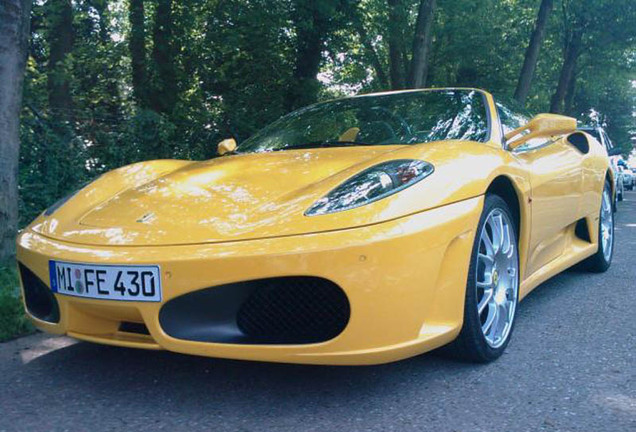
top-left (31, 142), bottom-right (502, 246)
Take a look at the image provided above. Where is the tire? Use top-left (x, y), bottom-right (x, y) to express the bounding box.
top-left (445, 194), bottom-right (519, 363)
top-left (583, 180), bottom-right (614, 273)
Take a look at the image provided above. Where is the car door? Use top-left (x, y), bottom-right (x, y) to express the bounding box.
top-left (512, 137), bottom-right (584, 276)
top-left (496, 103), bottom-right (583, 278)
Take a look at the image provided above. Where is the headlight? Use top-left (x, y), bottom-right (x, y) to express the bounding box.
top-left (305, 159), bottom-right (434, 216)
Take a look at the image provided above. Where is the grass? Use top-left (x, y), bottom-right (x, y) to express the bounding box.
top-left (0, 262), bottom-right (34, 342)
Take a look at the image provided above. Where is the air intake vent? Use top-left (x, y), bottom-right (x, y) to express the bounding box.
top-left (119, 321), bottom-right (150, 335)
top-left (159, 277), bottom-right (350, 345)
top-left (575, 218), bottom-right (592, 243)
top-left (237, 277), bottom-right (350, 343)
top-left (18, 263), bottom-right (60, 323)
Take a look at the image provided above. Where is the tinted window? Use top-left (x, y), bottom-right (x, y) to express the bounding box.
top-left (497, 102), bottom-right (550, 151)
top-left (239, 90), bottom-right (490, 153)
top-left (496, 103), bottom-right (529, 136)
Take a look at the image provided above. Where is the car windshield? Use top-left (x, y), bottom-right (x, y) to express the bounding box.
top-left (238, 89), bottom-right (490, 153)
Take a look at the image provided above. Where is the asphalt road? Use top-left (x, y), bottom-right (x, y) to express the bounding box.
top-left (1, 196), bottom-right (635, 432)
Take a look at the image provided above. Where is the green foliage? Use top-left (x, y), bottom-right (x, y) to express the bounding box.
top-left (19, 108), bottom-right (90, 225)
top-left (0, 264), bottom-right (34, 342)
top-left (17, 0), bottom-right (636, 230)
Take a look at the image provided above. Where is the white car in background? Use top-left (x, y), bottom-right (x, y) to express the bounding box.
top-left (612, 158), bottom-right (625, 201)
top-left (621, 163), bottom-right (634, 191)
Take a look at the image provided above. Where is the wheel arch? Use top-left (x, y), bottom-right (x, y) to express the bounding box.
top-left (485, 175), bottom-right (530, 282)
top-left (485, 176), bottom-right (523, 237)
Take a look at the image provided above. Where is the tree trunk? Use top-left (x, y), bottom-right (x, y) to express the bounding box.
top-left (387, 0), bottom-right (406, 89)
top-left (149, 0), bottom-right (177, 114)
top-left (0, 0), bottom-right (32, 261)
top-left (286, 2), bottom-right (326, 110)
top-left (407, 0), bottom-right (436, 89)
top-left (514, 0), bottom-right (554, 104)
top-left (91, 0), bottom-right (120, 118)
top-left (47, 0), bottom-right (74, 123)
top-left (563, 70), bottom-right (577, 115)
top-left (128, 0), bottom-right (147, 107)
top-left (550, 29), bottom-right (582, 114)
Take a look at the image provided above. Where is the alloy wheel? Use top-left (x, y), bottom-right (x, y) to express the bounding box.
top-left (600, 188), bottom-right (614, 262)
top-left (475, 208), bottom-right (519, 349)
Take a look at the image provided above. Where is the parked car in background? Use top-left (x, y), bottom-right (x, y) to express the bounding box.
top-left (579, 126), bottom-right (623, 204)
top-left (610, 156), bottom-right (625, 201)
top-left (620, 162), bottom-right (634, 191)
top-left (612, 159), bottom-right (625, 201)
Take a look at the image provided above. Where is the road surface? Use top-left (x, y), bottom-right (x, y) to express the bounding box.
top-left (1, 195), bottom-right (635, 432)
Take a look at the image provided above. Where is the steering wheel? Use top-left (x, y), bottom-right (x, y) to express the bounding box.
top-left (361, 107), bottom-right (413, 144)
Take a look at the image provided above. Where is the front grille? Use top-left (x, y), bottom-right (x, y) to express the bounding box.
top-left (159, 277), bottom-right (350, 345)
top-left (236, 277), bottom-right (350, 344)
top-left (18, 263), bottom-right (60, 323)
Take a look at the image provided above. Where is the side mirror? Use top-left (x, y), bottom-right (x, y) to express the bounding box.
top-left (607, 147), bottom-right (622, 157)
top-left (505, 114), bottom-right (577, 151)
top-left (217, 138), bottom-right (237, 156)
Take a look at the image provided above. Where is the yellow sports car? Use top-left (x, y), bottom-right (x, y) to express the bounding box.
top-left (17, 88), bottom-right (614, 365)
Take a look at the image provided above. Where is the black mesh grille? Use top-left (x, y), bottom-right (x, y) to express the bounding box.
top-left (236, 277), bottom-right (350, 343)
top-left (18, 263), bottom-right (60, 323)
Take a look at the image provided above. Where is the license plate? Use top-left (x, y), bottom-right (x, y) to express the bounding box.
top-left (49, 261), bottom-right (161, 302)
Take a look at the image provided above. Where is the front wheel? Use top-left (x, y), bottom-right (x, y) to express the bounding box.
top-left (583, 181), bottom-right (614, 272)
top-left (446, 195), bottom-right (519, 363)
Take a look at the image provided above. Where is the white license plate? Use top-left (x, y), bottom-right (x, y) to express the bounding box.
top-left (49, 261), bottom-right (162, 302)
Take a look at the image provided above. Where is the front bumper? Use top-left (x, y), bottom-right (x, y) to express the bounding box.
top-left (17, 197), bottom-right (482, 365)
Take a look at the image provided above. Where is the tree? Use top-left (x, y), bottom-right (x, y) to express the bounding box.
top-left (549, 0), bottom-right (636, 115)
top-left (550, 28), bottom-right (582, 113)
top-left (514, 0), bottom-right (554, 104)
top-left (287, 1), bottom-right (325, 109)
top-left (149, 0), bottom-right (178, 114)
top-left (387, 0), bottom-right (407, 89)
top-left (352, 6), bottom-right (389, 88)
top-left (0, 0), bottom-right (32, 261)
top-left (90, 0), bottom-right (111, 43)
top-left (286, 0), bottom-right (354, 109)
top-left (407, 0), bottom-right (436, 88)
top-left (11, 0), bottom-right (636, 227)
top-left (129, 0), bottom-right (148, 107)
top-left (91, 0), bottom-right (121, 117)
top-left (46, 0), bottom-right (74, 122)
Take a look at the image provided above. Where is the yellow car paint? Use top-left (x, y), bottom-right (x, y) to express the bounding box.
top-left (16, 88), bottom-right (611, 365)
